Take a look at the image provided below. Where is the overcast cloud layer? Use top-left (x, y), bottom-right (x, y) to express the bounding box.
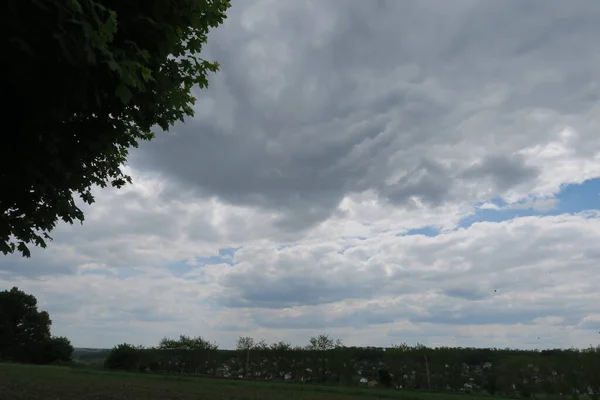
top-left (2, 0), bottom-right (600, 349)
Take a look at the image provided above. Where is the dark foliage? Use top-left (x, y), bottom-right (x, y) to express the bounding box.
top-left (378, 368), bottom-right (393, 387)
top-left (102, 337), bottom-right (600, 396)
top-left (1, 0), bottom-right (230, 257)
top-left (104, 343), bottom-right (144, 371)
top-left (0, 287), bottom-right (74, 364)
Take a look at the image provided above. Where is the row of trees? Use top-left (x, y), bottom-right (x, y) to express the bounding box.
top-left (104, 334), bottom-right (600, 398)
top-left (2, 286), bottom-right (598, 398)
top-left (0, 287), bottom-right (74, 364)
top-left (3, 285), bottom-right (596, 397)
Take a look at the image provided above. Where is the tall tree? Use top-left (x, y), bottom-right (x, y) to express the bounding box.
top-left (236, 336), bottom-right (255, 378)
top-left (307, 334), bottom-right (343, 351)
top-left (0, 287), bottom-right (73, 363)
top-left (306, 335), bottom-right (343, 383)
top-left (1, 0), bottom-right (231, 257)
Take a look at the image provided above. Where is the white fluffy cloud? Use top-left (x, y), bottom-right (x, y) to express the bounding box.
top-left (2, 0), bottom-right (600, 349)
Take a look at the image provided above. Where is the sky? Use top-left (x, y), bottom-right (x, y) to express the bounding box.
top-left (2, 0), bottom-right (600, 350)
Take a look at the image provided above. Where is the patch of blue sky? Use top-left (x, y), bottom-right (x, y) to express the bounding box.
top-left (399, 226), bottom-right (441, 237)
top-left (277, 243), bottom-right (297, 251)
top-left (78, 269), bottom-right (110, 277)
top-left (552, 177), bottom-right (600, 214)
top-left (115, 267), bottom-right (139, 279)
top-left (217, 247), bottom-right (240, 259)
top-left (167, 261), bottom-right (194, 277)
top-left (166, 247), bottom-right (240, 277)
top-left (458, 199), bottom-right (542, 229)
top-left (459, 177), bottom-right (600, 229)
top-left (337, 237), bottom-right (369, 254)
top-left (395, 178), bottom-right (600, 237)
top-left (193, 247), bottom-right (239, 266)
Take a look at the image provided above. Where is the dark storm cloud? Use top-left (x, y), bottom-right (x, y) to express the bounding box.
top-left (7, 1), bottom-right (600, 348)
top-left (442, 287), bottom-right (488, 302)
top-left (461, 154), bottom-right (540, 192)
top-left (254, 308), bottom-right (395, 330)
top-left (218, 278), bottom-right (368, 309)
top-left (411, 309), bottom-right (560, 327)
top-left (247, 297), bottom-right (587, 331)
top-left (130, 0), bottom-right (600, 232)
top-left (381, 160), bottom-right (454, 207)
top-left (0, 249), bottom-right (80, 278)
top-left (215, 267), bottom-right (401, 309)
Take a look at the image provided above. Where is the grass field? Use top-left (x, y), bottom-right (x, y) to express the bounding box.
top-left (0, 363), bottom-right (511, 400)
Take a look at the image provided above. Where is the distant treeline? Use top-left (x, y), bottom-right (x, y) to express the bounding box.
top-left (103, 335), bottom-right (600, 398)
top-left (73, 349), bottom-right (111, 364)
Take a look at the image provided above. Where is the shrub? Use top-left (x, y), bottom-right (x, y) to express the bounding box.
top-left (104, 343), bottom-right (143, 371)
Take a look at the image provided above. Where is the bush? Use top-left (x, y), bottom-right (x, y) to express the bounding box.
top-left (104, 344), bottom-right (143, 371)
top-left (43, 336), bottom-right (74, 363)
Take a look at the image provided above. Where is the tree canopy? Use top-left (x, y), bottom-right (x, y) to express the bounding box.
top-left (1, 0), bottom-right (231, 257)
top-left (0, 287), bottom-right (73, 364)
top-left (158, 335), bottom-right (218, 351)
top-left (307, 334), bottom-right (343, 351)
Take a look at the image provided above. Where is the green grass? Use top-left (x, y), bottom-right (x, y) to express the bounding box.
top-left (0, 363), bottom-right (513, 400)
